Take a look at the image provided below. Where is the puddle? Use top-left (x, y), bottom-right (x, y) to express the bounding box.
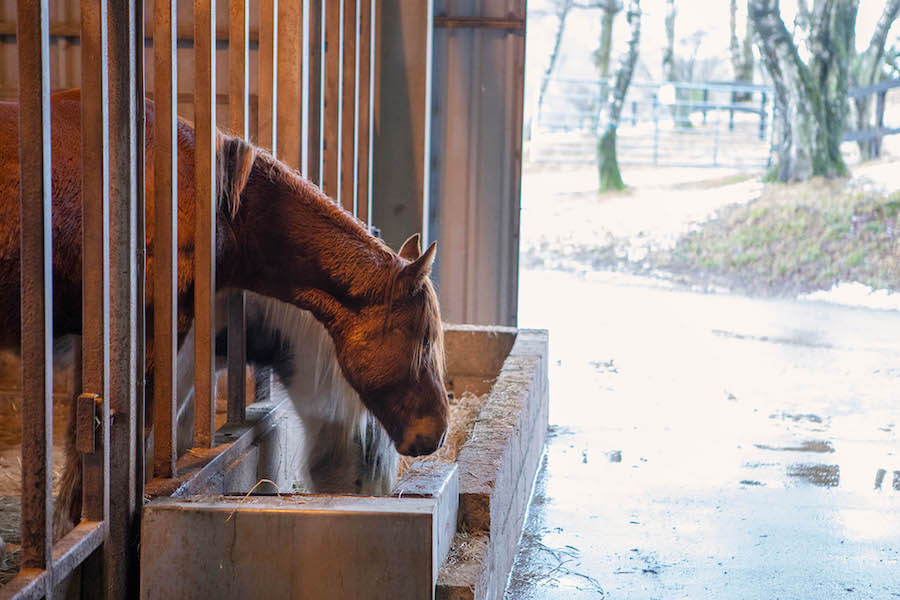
top-left (755, 440), bottom-right (835, 453)
top-left (786, 464), bottom-right (840, 487)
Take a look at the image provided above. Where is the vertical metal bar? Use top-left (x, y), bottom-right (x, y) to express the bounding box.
top-left (340, 0), bottom-right (359, 214)
top-left (277, 0), bottom-right (304, 170)
top-left (228, 0), bottom-right (249, 424)
top-left (194, 0), bottom-right (217, 449)
top-left (258, 0), bottom-right (279, 153)
top-left (134, 0), bottom-right (147, 498)
top-left (713, 107), bottom-right (720, 167)
top-left (226, 292), bottom-right (246, 423)
top-left (356, 0), bottom-right (373, 225)
top-left (81, 0), bottom-right (111, 526)
top-left (17, 0), bottom-right (53, 577)
top-left (875, 90), bottom-right (886, 158)
top-left (107, 0), bottom-right (141, 593)
top-left (153, 0), bottom-right (178, 479)
top-left (652, 94), bottom-right (659, 166)
top-left (308, 0), bottom-right (325, 185)
top-left (759, 92), bottom-right (767, 140)
top-left (229, 0), bottom-right (250, 138)
top-left (323, 0), bottom-right (343, 201)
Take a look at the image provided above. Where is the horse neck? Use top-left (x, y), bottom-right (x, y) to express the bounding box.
top-left (223, 160), bottom-right (399, 307)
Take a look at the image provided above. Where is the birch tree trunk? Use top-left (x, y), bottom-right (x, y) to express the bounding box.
top-left (662, 0), bottom-right (676, 82)
top-left (598, 0), bottom-right (640, 192)
top-left (595, 0), bottom-right (620, 108)
top-left (853, 0), bottom-right (900, 159)
top-left (750, 0), bottom-right (856, 182)
top-left (537, 0), bottom-right (576, 120)
top-left (730, 0), bottom-right (755, 82)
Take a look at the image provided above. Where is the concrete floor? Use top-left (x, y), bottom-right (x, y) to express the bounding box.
top-left (506, 269), bottom-right (900, 599)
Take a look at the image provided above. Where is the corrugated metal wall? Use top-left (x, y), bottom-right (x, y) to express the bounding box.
top-left (430, 0), bottom-right (526, 327)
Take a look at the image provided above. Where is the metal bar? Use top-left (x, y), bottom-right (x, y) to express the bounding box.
top-left (229, 0), bottom-right (250, 138)
top-left (276, 0), bottom-right (303, 170)
top-left (16, 0), bottom-right (53, 580)
top-left (308, 0), bottom-right (324, 185)
top-left (133, 0), bottom-right (147, 503)
top-left (153, 0), bottom-right (178, 479)
top-left (875, 90), bottom-right (886, 157)
top-left (323, 0), bottom-right (343, 201)
top-left (49, 521), bottom-right (105, 587)
top-left (227, 292), bottom-right (247, 423)
top-left (340, 0), bottom-right (359, 214)
top-left (106, 0), bottom-right (142, 593)
top-left (356, 0), bottom-right (373, 225)
top-left (194, 0), bottom-right (217, 450)
top-left (81, 0), bottom-right (111, 526)
top-left (227, 0), bottom-right (249, 427)
top-left (433, 16), bottom-right (525, 31)
top-left (258, 0), bottom-right (278, 153)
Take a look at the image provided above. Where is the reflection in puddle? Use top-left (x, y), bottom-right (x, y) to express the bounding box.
top-left (755, 440), bottom-right (835, 453)
top-left (787, 464), bottom-right (840, 487)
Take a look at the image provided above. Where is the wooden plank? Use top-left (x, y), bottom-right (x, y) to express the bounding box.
top-left (106, 0), bottom-right (142, 594)
top-left (229, 0), bottom-right (250, 138)
top-left (276, 0), bottom-right (304, 170)
top-left (81, 0), bottom-right (111, 524)
top-left (153, 0), bottom-right (179, 479)
top-left (193, 0), bottom-right (217, 449)
top-left (258, 0), bottom-right (278, 153)
top-left (16, 0), bottom-right (54, 579)
top-left (356, 0), bottom-right (374, 225)
top-left (340, 0), bottom-right (359, 214)
top-left (323, 0), bottom-right (343, 201)
top-left (308, 0), bottom-right (324, 185)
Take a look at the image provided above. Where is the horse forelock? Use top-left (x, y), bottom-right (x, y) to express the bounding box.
top-left (385, 266), bottom-right (445, 382)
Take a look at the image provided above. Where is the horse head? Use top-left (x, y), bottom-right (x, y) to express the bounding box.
top-left (301, 235), bottom-right (449, 456)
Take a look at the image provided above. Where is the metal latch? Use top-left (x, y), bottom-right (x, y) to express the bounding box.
top-left (76, 393), bottom-right (103, 454)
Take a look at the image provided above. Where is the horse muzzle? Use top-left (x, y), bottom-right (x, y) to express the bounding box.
top-left (394, 416), bottom-right (448, 456)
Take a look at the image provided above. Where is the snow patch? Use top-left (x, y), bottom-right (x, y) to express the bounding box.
top-left (799, 282), bottom-right (900, 312)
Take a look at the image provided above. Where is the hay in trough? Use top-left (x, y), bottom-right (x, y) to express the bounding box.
top-left (397, 390), bottom-right (489, 479)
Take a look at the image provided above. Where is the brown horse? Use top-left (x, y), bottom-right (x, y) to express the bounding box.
top-left (0, 89), bottom-right (448, 528)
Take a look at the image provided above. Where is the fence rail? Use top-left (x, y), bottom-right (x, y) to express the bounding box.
top-left (531, 76), bottom-right (900, 169)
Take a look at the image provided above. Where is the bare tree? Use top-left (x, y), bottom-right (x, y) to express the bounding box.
top-left (750, 0), bottom-right (857, 182)
top-left (730, 0), bottom-right (754, 84)
top-left (537, 0), bottom-right (577, 119)
top-left (598, 0), bottom-right (641, 192)
top-left (663, 0), bottom-right (676, 82)
top-left (853, 0), bottom-right (900, 159)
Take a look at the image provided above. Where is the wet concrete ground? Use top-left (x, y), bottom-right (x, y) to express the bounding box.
top-left (505, 269), bottom-right (900, 599)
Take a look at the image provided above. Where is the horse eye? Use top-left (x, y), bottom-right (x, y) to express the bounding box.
top-left (423, 336), bottom-right (430, 352)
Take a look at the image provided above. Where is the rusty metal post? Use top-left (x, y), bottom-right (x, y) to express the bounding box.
top-left (81, 0), bottom-right (111, 527)
top-left (259, 0), bottom-right (279, 153)
top-left (357, 0), bottom-right (374, 225)
top-left (153, 0), bottom-right (178, 479)
top-left (16, 0), bottom-right (54, 580)
top-left (340, 0), bottom-right (359, 214)
top-left (308, 0), bottom-right (325, 185)
top-left (106, 0), bottom-right (142, 594)
top-left (323, 0), bottom-right (343, 201)
top-left (227, 0), bottom-right (249, 424)
top-left (227, 292), bottom-right (247, 423)
top-left (194, 0), bottom-right (217, 449)
top-left (277, 0), bottom-right (304, 170)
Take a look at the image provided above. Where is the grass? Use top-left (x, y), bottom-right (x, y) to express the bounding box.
top-left (664, 177), bottom-right (900, 295)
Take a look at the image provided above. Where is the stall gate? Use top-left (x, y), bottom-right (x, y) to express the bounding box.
top-left (1, 0), bottom-right (375, 597)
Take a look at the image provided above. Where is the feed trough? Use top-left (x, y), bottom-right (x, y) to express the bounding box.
top-left (140, 325), bottom-right (549, 599)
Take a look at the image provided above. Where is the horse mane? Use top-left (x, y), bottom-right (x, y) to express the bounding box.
top-left (216, 133), bottom-right (256, 218)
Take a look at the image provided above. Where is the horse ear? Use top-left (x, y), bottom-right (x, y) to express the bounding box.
top-left (400, 241), bottom-right (437, 284)
top-left (398, 234), bottom-right (421, 260)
